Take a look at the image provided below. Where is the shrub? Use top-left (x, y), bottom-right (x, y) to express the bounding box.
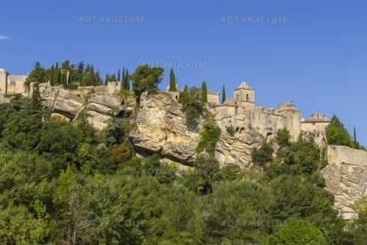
top-left (196, 119), bottom-right (221, 156)
top-left (252, 143), bottom-right (274, 167)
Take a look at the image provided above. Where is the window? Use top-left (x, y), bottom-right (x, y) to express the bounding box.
top-left (246, 94), bottom-right (249, 102)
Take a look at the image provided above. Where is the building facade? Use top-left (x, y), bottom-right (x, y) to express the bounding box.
top-left (0, 68), bottom-right (28, 95)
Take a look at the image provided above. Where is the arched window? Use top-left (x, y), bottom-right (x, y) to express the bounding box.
top-left (246, 94), bottom-right (249, 102)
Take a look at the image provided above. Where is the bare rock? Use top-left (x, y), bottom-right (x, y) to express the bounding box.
top-left (130, 92), bottom-right (198, 165)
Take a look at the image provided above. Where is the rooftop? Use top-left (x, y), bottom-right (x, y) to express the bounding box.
top-left (234, 81), bottom-right (253, 91)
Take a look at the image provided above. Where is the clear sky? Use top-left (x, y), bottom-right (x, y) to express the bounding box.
top-left (1, 0), bottom-right (366, 144)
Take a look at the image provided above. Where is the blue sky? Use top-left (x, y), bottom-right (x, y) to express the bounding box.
top-left (1, 0), bottom-right (366, 144)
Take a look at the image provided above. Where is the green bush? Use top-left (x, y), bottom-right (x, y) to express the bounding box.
top-left (252, 143), bottom-right (274, 167)
top-left (196, 119), bottom-right (221, 156)
top-left (326, 115), bottom-right (352, 147)
top-left (268, 218), bottom-right (326, 244)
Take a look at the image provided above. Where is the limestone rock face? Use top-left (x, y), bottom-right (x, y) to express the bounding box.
top-left (130, 92), bottom-right (199, 165)
top-left (322, 145), bottom-right (367, 219)
top-left (85, 93), bottom-right (125, 130)
top-left (39, 84), bottom-right (127, 131)
top-left (130, 92), bottom-right (266, 167)
top-left (215, 125), bottom-right (264, 168)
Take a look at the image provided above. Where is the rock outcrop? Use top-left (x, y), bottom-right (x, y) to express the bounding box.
top-left (130, 92), bottom-right (199, 165)
top-left (39, 83), bottom-right (130, 131)
top-left (130, 92), bottom-right (265, 167)
top-left (322, 145), bottom-right (367, 219)
top-left (33, 84), bottom-right (367, 220)
top-left (36, 84), bottom-right (327, 169)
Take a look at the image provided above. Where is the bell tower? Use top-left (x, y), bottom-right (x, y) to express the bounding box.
top-left (233, 81), bottom-right (255, 109)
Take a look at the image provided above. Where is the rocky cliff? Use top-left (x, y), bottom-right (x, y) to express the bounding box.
top-left (130, 92), bottom-right (264, 167)
top-left (39, 84), bottom-right (265, 167)
top-left (39, 83), bottom-right (133, 131)
top-left (36, 85), bottom-right (367, 219)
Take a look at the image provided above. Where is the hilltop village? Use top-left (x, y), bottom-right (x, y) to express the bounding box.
top-left (1, 65), bottom-right (367, 230)
top-left (0, 67), bottom-right (330, 147)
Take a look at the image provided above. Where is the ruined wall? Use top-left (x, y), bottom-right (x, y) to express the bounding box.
top-left (207, 92), bottom-right (219, 105)
top-left (301, 121), bottom-right (329, 146)
top-left (322, 145), bottom-right (367, 219)
top-left (7, 75), bottom-right (27, 95)
top-left (327, 145), bottom-right (367, 166)
top-left (0, 69), bottom-right (6, 94)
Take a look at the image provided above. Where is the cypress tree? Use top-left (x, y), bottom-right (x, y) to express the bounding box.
top-left (120, 68), bottom-right (125, 90)
top-left (352, 127), bottom-right (360, 149)
top-left (201, 81), bottom-right (208, 103)
top-left (180, 84), bottom-right (189, 106)
top-left (124, 70), bottom-right (130, 90)
top-left (31, 83), bottom-right (42, 111)
top-left (117, 69), bottom-right (121, 82)
top-left (222, 85), bottom-right (226, 104)
top-left (169, 68), bottom-right (177, 91)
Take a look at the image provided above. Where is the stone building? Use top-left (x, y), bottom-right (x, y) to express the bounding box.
top-left (214, 81), bottom-right (329, 145)
top-left (207, 91), bottom-right (220, 105)
top-left (301, 113), bottom-right (330, 145)
top-left (0, 68), bottom-right (28, 95)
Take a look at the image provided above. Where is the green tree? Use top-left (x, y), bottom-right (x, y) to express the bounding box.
top-left (179, 84), bottom-right (189, 106)
top-left (169, 68), bottom-right (177, 91)
top-left (196, 119), bottom-right (221, 156)
top-left (31, 83), bottom-right (42, 111)
top-left (201, 81), bottom-right (208, 103)
top-left (222, 85), bottom-right (226, 104)
top-left (25, 62), bottom-right (47, 87)
top-left (121, 68), bottom-right (130, 91)
top-left (117, 69), bottom-right (121, 82)
top-left (268, 218), bottom-right (326, 245)
top-left (129, 65), bottom-right (164, 103)
top-left (276, 128), bottom-right (291, 147)
top-left (350, 197), bottom-right (367, 244)
top-left (326, 115), bottom-right (352, 146)
top-left (252, 143), bottom-right (274, 167)
top-left (202, 180), bottom-right (273, 244)
top-left (352, 126), bottom-right (360, 149)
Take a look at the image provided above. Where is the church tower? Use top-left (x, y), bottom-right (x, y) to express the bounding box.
top-left (0, 68), bottom-right (8, 94)
top-left (233, 81), bottom-right (255, 109)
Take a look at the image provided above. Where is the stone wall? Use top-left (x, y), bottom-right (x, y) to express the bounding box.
top-left (322, 145), bottom-right (367, 219)
top-left (327, 145), bottom-right (367, 166)
top-left (0, 70), bottom-right (6, 94)
top-left (214, 104), bottom-right (302, 143)
top-left (7, 75), bottom-right (28, 95)
top-left (207, 92), bottom-right (219, 105)
top-left (0, 69), bottom-right (28, 95)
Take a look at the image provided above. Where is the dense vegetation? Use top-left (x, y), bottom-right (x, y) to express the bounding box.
top-left (0, 95), bottom-right (366, 244)
top-left (25, 60), bottom-right (131, 88)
